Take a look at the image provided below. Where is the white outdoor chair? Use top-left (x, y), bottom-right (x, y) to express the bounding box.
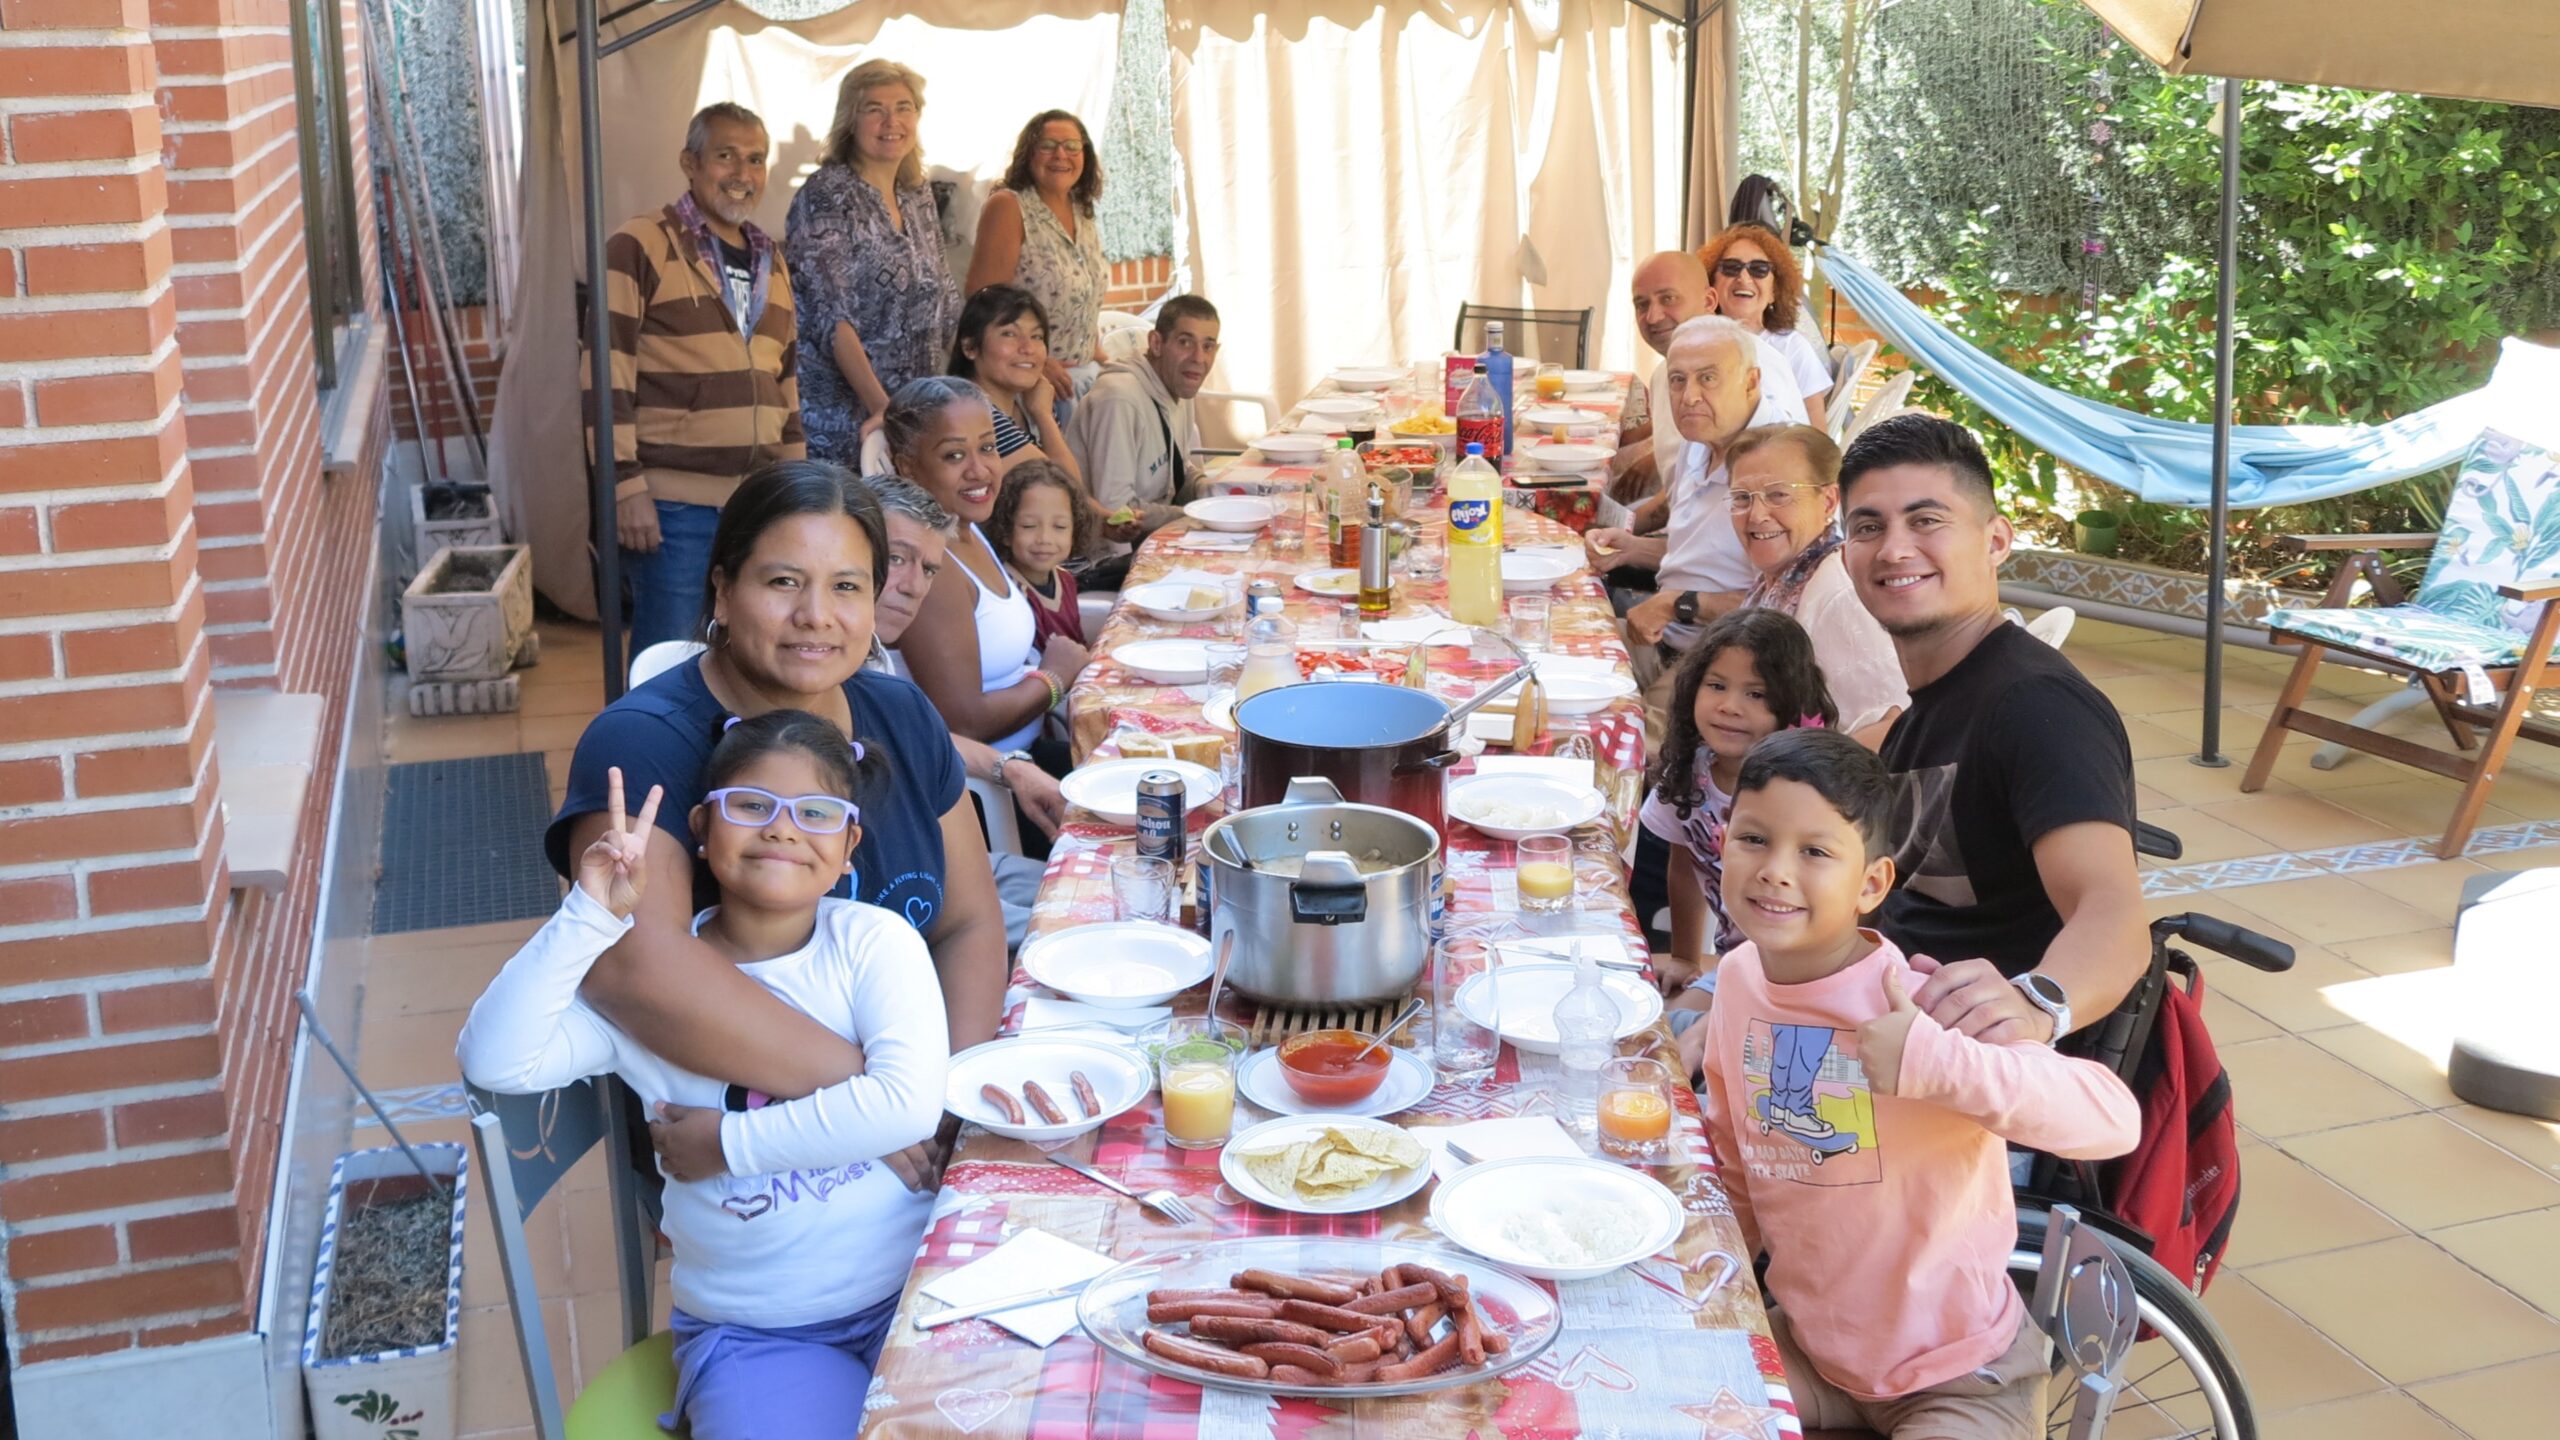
top-left (1095, 308), bottom-right (1279, 449)
top-left (1824, 340), bottom-right (1879, 440)
top-left (1840, 370), bottom-right (1916, 445)
top-left (627, 639), bottom-right (705, 688)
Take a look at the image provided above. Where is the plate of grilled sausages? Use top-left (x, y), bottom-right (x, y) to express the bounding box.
top-left (945, 1035), bottom-right (1152, 1143)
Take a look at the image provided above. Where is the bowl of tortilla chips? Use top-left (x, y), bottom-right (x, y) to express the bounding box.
top-left (1220, 1116), bottom-right (1430, 1215)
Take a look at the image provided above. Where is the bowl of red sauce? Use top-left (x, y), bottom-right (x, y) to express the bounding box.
top-left (1276, 1029), bottom-right (1392, 1107)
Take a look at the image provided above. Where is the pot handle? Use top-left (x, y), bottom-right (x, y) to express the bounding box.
top-left (1283, 776), bottom-right (1348, 807)
top-left (1391, 750), bottom-right (1464, 776)
top-left (1290, 850), bottom-right (1368, 927)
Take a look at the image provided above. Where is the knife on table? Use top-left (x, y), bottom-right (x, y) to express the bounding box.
top-left (914, 1275), bottom-right (1108, 1330)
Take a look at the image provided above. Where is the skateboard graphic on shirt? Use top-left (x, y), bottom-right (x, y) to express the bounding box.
top-left (1738, 1019), bottom-right (1882, 1185)
top-left (1753, 1091), bottom-right (1861, 1163)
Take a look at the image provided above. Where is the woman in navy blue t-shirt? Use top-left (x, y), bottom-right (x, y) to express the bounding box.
top-left (546, 461), bottom-right (1011, 1107)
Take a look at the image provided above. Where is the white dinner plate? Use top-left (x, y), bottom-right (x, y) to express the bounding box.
top-left (1253, 433), bottom-right (1331, 458)
top-left (1019, 922), bottom-right (1213, 1009)
top-left (1059, 757), bottom-right (1220, 827)
top-left (1517, 404), bottom-right (1598, 430)
top-left (1111, 638), bottom-right (1214, 684)
top-left (1447, 774), bottom-right (1605, 840)
top-left (1123, 580), bottom-right (1232, 624)
top-left (1329, 366), bottom-right (1406, 391)
top-left (1202, 692), bottom-right (1236, 732)
top-left (1221, 1115), bottom-right (1434, 1215)
top-left (946, 1035), bottom-right (1152, 1143)
top-left (1428, 1156), bottom-right (1684, 1279)
top-left (1520, 442), bottom-right (1612, 473)
top-left (1559, 369), bottom-right (1613, 392)
top-left (1235, 1044), bottom-right (1435, 1119)
top-left (1456, 961), bottom-right (1662, 1054)
top-left (1499, 551), bottom-right (1578, 594)
top-left (1298, 396), bottom-right (1376, 419)
top-left (1537, 671), bottom-right (1639, 715)
top-left (1183, 495), bottom-right (1279, 533)
top-left (1293, 568), bottom-right (1360, 598)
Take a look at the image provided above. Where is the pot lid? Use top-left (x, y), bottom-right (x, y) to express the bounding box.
top-left (1236, 681), bottom-right (1447, 749)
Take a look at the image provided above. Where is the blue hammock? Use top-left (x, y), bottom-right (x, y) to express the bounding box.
top-left (1817, 247), bottom-right (2558, 509)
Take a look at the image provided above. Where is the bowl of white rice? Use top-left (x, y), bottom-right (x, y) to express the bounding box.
top-left (1448, 775), bottom-right (1605, 841)
top-left (1427, 1156), bottom-right (1686, 1280)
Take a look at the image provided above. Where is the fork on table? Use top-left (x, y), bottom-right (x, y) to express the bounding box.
top-left (1047, 1153), bottom-right (1200, 1224)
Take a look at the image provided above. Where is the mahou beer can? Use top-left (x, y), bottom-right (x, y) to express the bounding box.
top-left (1134, 770), bottom-right (1185, 867)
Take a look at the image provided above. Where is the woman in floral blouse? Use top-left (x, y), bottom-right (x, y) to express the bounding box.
top-left (788, 59), bottom-right (960, 464)
top-left (965, 110), bottom-right (1109, 399)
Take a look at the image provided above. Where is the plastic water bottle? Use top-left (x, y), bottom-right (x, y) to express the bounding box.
top-left (1552, 949), bottom-right (1621, 1143)
top-left (1482, 320), bottom-right (1516, 453)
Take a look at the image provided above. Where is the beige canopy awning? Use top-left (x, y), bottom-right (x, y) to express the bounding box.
top-left (2080, 0), bottom-right (2560, 108)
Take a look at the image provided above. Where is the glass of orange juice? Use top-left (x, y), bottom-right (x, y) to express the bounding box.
top-left (1534, 362), bottom-right (1567, 402)
top-left (1516, 834), bottom-right (1575, 914)
top-left (1597, 1056), bottom-right (1676, 1161)
top-left (1157, 1017), bottom-right (1244, 1149)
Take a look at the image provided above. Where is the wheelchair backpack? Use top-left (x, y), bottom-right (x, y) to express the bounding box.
top-left (2103, 965), bottom-right (2240, 1295)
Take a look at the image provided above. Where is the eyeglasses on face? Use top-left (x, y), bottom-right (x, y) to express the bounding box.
top-left (1726, 482), bottom-right (1823, 512)
top-left (859, 100), bottom-right (919, 121)
top-left (1716, 258), bottom-right (1775, 279)
top-left (705, 786), bottom-right (859, 835)
top-left (1034, 139), bottom-right (1086, 155)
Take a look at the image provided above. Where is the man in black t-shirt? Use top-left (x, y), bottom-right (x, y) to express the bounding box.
top-left (1839, 416), bottom-right (2147, 1047)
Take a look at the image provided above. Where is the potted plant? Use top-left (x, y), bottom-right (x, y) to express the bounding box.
top-left (300, 1143), bottom-right (469, 1440)
top-left (407, 484), bottom-right (503, 558)
top-left (398, 544), bottom-right (537, 717)
top-left (2072, 508), bottom-right (2123, 557)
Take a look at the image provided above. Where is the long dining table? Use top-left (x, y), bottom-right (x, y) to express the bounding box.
top-left (854, 494), bottom-right (1801, 1439)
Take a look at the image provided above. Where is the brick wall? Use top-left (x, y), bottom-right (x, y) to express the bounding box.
top-left (386, 300), bottom-right (497, 444)
top-left (0, 0), bottom-right (386, 1369)
top-left (1102, 253), bottom-right (1175, 312)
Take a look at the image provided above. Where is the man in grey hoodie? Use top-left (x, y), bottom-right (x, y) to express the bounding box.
top-left (1069, 294), bottom-right (1220, 563)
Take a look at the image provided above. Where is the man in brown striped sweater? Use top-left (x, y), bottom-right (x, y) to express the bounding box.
top-left (586, 101), bottom-right (806, 654)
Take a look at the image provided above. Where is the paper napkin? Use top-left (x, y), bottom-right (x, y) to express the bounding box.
top-left (917, 1228), bottom-right (1118, 1346)
top-left (1418, 1115), bottom-right (1588, 1180)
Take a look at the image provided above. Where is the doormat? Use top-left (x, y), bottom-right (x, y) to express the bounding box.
top-left (372, 753), bottom-right (560, 934)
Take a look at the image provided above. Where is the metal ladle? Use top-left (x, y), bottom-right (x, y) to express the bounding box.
top-left (1439, 626), bottom-right (1541, 729)
top-left (1351, 995), bottom-right (1429, 1063)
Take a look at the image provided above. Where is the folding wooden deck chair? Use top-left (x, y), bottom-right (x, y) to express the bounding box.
top-left (2241, 430), bottom-right (2560, 857)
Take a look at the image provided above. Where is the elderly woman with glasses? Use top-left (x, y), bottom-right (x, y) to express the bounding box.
top-left (1726, 423), bottom-right (1906, 740)
top-left (1700, 223), bottom-right (1836, 433)
top-left (965, 111), bottom-right (1109, 399)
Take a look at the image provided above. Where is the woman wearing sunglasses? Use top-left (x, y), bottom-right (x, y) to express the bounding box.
top-left (1700, 223), bottom-right (1836, 433)
top-left (464, 708), bottom-right (950, 1440)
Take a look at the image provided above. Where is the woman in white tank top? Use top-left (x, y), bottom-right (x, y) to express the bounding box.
top-left (880, 378), bottom-right (1090, 754)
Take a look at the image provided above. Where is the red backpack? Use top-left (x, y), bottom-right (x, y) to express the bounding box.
top-left (2102, 968), bottom-right (2240, 1294)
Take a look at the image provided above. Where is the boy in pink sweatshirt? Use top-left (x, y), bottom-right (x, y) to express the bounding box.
top-left (1698, 728), bottom-right (2140, 1438)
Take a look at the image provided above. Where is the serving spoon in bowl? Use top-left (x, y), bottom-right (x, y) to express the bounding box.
top-left (1351, 996), bottom-right (1428, 1063)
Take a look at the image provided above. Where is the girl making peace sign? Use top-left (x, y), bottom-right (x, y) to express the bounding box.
top-left (459, 710), bottom-right (949, 1439)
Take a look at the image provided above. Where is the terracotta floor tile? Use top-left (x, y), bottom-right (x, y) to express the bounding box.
top-left (2186, 1272), bottom-right (2388, 1412)
top-left (2226, 1142), bottom-right (2404, 1270)
top-left (2282, 1114), bottom-right (2560, 1231)
top-left (2137, 752), bottom-right (2280, 807)
top-left (2476, 767), bottom-right (2560, 821)
top-left (2136, 806), bottom-right (2277, 865)
top-left (2063, 618), bottom-right (2163, 647)
top-left (2476, 843), bottom-right (2560, 873)
top-left (2097, 671), bottom-right (2223, 717)
top-left (2088, 635), bottom-right (2209, 672)
top-left (2202, 992), bottom-right (2282, 1046)
top-left (2353, 861), bottom-right (2492, 925)
top-left (2306, 1023), bottom-right (2460, 1110)
top-left (518, 710), bottom-right (598, 756)
top-left (2243, 741), bottom-right (2412, 794)
top-left (2408, 1353), bottom-right (2560, 1440)
top-left (2251, 1236), bottom-right (2560, 1385)
top-left (2122, 715), bottom-right (2205, 761)
top-left (363, 938), bottom-right (516, 1019)
top-left (2204, 873), bottom-right (2439, 946)
top-left (2330, 928), bottom-right (2456, 976)
top-left (2194, 791), bottom-right (2408, 853)
top-left (2222, 1036), bottom-right (2422, 1139)
top-left (457, 1298), bottom-right (565, 1436)
top-left (366, 917), bottom-right (544, 959)
top-left (355, 1008), bottom-right (469, 1089)
top-left (2259, 1390), bottom-right (2467, 1440)
top-left (2430, 1207), bottom-right (2560, 1320)
top-left (2445, 1105), bottom-right (2560, 1181)
top-left (2325, 778), bottom-right (2524, 844)
top-left (2193, 943), bottom-right (2370, 1034)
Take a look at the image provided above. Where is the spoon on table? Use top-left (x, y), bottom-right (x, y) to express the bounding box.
top-left (1204, 931), bottom-right (1237, 1021)
top-left (1352, 996), bottom-right (1428, 1063)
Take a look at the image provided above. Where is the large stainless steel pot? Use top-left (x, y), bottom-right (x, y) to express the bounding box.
top-left (1234, 682), bottom-right (1459, 839)
top-left (1199, 777), bottom-right (1440, 1007)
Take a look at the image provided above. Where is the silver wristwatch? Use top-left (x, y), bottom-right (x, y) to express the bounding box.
top-left (2010, 973), bottom-right (2071, 1045)
top-left (989, 749), bottom-right (1036, 791)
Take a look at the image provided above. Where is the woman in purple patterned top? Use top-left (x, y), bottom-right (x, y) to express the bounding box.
top-left (786, 60), bottom-right (959, 464)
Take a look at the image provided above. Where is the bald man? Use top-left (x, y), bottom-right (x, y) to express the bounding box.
top-left (1613, 252), bottom-right (1715, 501)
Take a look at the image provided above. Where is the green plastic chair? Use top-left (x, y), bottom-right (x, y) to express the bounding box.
top-left (468, 1081), bottom-right (676, 1438)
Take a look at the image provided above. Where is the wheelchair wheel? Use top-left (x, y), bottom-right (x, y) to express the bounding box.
top-left (2011, 1209), bottom-right (2255, 1440)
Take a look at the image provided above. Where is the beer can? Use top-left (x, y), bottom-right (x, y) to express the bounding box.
top-left (1134, 769), bottom-right (1186, 868)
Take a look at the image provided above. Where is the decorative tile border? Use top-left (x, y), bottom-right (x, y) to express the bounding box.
top-left (352, 1082), bottom-right (469, 1130)
top-left (2141, 818), bottom-right (2560, 898)
top-left (2009, 545), bottom-right (2322, 629)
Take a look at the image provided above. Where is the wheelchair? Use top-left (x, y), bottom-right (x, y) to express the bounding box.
top-left (2003, 820), bottom-right (2295, 1440)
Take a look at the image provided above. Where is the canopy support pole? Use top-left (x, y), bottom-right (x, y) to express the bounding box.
top-left (575, 0), bottom-right (625, 705)
top-left (2196, 75), bottom-right (2238, 769)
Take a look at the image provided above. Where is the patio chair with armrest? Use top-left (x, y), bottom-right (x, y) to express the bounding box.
top-left (1453, 303), bottom-right (1592, 369)
top-left (2239, 430), bottom-right (2560, 857)
top-left (1822, 339), bottom-right (1879, 440)
top-left (468, 1080), bottom-right (670, 1439)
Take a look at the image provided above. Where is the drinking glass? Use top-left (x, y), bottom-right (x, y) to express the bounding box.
top-left (1597, 1056), bottom-right (1677, 1162)
top-left (1217, 577), bottom-right (1250, 636)
top-left (1111, 853), bottom-right (1176, 923)
top-left (1301, 601), bottom-right (1343, 642)
top-left (1432, 940), bottom-right (1501, 1086)
top-left (1508, 594), bottom-right (1552, 651)
top-left (1516, 834), bottom-right (1574, 914)
top-left (1157, 1017), bottom-right (1245, 1149)
top-left (1204, 641), bottom-right (1246, 707)
top-left (1218, 742), bottom-right (1244, 809)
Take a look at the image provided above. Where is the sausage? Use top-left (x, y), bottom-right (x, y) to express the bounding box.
top-left (1267, 1365), bottom-right (1342, 1387)
top-left (1022, 1080), bottom-right (1068, 1125)
top-left (1374, 1333), bottom-right (1462, 1382)
top-left (1381, 1264), bottom-right (1408, 1289)
top-left (1481, 1317), bottom-right (1511, 1355)
top-left (1240, 1342), bottom-right (1341, 1376)
top-left (980, 1084), bottom-right (1025, 1124)
top-left (1405, 1301), bottom-right (1445, 1345)
top-left (1405, 1263), bottom-right (1471, 1311)
top-left (1070, 1070), bottom-right (1102, 1118)
top-left (1233, 1270), bottom-right (1361, 1307)
top-left (1345, 1282), bottom-right (1437, 1315)
top-left (1275, 1299), bottom-right (1384, 1333)
top-left (1335, 1360), bottom-right (1381, 1384)
top-left (1143, 1329), bottom-right (1268, 1378)
top-left (1455, 1302), bottom-right (1486, 1366)
top-left (1146, 1298), bottom-right (1281, 1324)
top-left (1145, 1288), bottom-right (1263, 1306)
top-left (1190, 1315), bottom-right (1332, 1348)
top-left (1323, 1331), bottom-right (1384, 1364)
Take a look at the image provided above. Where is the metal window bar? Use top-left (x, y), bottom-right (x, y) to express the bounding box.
top-left (473, 0), bottom-right (525, 338)
top-left (289, 0), bottom-right (362, 390)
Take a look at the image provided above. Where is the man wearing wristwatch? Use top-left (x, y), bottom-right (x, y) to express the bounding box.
top-left (1838, 415), bottom-right (2148, 1057)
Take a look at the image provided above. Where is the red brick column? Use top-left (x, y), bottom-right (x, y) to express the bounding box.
top-left (0, 0), bottom-right (239, 1365)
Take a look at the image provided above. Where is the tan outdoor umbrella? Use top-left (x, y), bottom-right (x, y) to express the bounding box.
top-left (2081, 0), bottom-right (2560, 109)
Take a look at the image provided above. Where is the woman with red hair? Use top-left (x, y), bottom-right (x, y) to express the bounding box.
top-left (1699, 224), bottom-right (1835, 432)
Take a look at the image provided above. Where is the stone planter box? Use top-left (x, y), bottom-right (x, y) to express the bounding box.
top-left (407, 485), bottom-right (503, 556)
top-left (301, 1143), bottom-right (468, 1440)
top-left (400, 545), bottom-right (536, 715)
top-left (2006, 544), bottom-right (2323, 632)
